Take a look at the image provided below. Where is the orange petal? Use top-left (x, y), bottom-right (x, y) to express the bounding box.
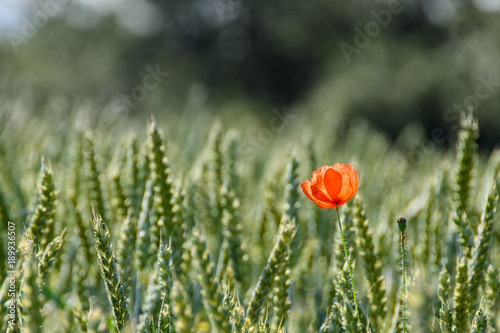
top-left (311, 165), bottom-right (330, 183)
top-left (300, 181), bottom-right (335, 208)
top-left (332, 163), bottom-right (358, 205)
top-left (323, 168), bottom-right (342, 203)
top-left (310, 165), bottom-right (333, 201)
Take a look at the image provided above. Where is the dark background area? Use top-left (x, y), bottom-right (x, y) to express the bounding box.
top-left (0, 0), bottom-right (499, 149)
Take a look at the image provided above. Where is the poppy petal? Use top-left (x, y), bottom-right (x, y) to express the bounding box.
top-left (310, 185), bottom-right (336, 208)
top-left (310, 165), bottom-right (334, 201)
top-left (333, 164), bottom-right (358, 205)
top-left (300, 181), bottom-right (335, 208)
top-left (311, 166), bottom-right (330, 183)
top-left (324, 168), bottom-right (342, 203)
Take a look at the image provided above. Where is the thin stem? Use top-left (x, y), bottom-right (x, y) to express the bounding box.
top-left (401, 232), bottom-right (407, 333)
top-left (335, 205), bottom-right (360, 325)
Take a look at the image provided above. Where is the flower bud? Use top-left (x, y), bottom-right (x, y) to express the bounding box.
top-left (397, 217), bottom-right (407, 232)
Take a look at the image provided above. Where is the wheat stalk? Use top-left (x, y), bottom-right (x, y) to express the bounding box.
top-left (26, 162), bottom-right (57, 251)
top-left (91, 211), bottom-right (129, 331)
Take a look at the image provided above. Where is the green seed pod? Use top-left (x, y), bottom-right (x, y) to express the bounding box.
top-left (397, 217), bottom-right (407, 233)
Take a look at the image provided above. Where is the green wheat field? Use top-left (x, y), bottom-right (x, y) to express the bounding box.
top-left (0, 105), bottom-right (498, 333)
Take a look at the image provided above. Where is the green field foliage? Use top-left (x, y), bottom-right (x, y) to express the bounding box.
top-left (0, 105), bottom-right (499, 333)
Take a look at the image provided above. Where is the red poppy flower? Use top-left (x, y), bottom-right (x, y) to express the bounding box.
top-left (300, 163), bottom-right (358, 208)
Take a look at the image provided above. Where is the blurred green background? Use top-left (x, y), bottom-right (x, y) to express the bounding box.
top-left (0, 0), bottom-right (499, 149)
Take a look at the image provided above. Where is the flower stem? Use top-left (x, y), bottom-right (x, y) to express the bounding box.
top-left (335, 205), bottom-right (360, 325)
top-left (401, 231), bottom-right (407, 333)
